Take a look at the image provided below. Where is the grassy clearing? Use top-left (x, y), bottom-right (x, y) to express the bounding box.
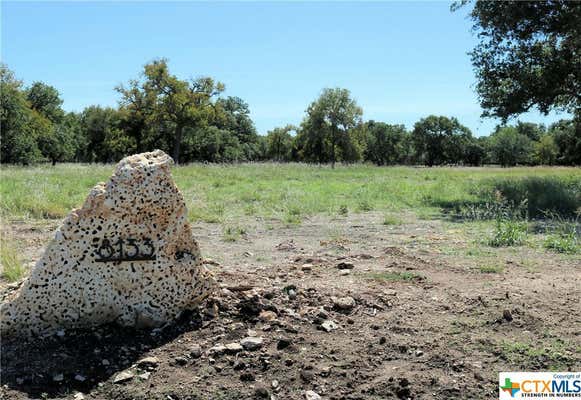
top-left (0, 237), bottom-right (26, 282)
top-left (1, 164), bottom-right (579, 225)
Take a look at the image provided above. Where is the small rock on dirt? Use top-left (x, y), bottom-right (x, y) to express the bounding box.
top-left (113, 370), bottom-right (134, 384)
top-left (305, 390), bottom-right (322, 400)
top-left (240, 371), bottom-right (255, 381)
top-left (259, 310), bottom-right (277, 322)
top-left (301, 263), bottom-right (313, 271)
top-left (240, 336), bottom-right (263, 351)
top-left (254, 387), bottom-right (270, 398)
top-left (174, 356), bottom-right (188, 366)
top-left (225, 342), bottom-right (243, 354)
top-left (319, 320), bottom-right (338, 332)
top-left (233, 360), bottom-right (246, 370)
top-left (300, 369), bottom-right (315, 382)
top-left (503, 309), bottom-right (513, 322)
top-left (332, 296), bottom-right (356, 312)
top-left (136, 356), bottom-right (160, 369)
top-left (336, 261), bottom-right (355, 270)
top-left (209, 344), bottom-right (227, 355)
top-left (277, 337), bottom-right (293, 350)
top-left (190, 344), bottom-right (202, 358)
top-left (138, 371), bottom-right (151, 380)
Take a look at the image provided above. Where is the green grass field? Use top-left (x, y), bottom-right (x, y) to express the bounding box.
top-left (1, 163), bottom-right (579, 224)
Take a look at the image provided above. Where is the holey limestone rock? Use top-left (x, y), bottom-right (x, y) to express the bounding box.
top-left (1, 150), bottom-right (215, 336)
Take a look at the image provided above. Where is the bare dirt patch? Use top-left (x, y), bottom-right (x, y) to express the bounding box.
top-left (1, 213), bottom-right (580, 399)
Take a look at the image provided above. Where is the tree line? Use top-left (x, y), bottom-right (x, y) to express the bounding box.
top-left (2, 62), bottom-right (578, 167)
top-left (2, 1), bottom-right (579, 167)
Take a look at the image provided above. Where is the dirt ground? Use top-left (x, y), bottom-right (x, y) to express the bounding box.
top-left (1, 213), bottom-right (580, 400)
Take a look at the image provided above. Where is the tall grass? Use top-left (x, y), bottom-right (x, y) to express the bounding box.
top-left (0, 237), bottom-right (26, 282)
top-left (487, 176), bottom-right (580, 219)
top-left (542, 213), bottom-right (579, 254)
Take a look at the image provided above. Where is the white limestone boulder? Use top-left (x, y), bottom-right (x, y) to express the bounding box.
top-left (1, 150), bottom-right (215, 336)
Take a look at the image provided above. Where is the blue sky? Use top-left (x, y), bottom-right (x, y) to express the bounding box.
top-left (2, 1), bottom-right (569, 136)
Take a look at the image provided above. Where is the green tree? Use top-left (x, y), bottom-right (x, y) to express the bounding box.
top-left (215, 97), bottom-right (258, 143)
top-left (60, 112), bottom-right (86, 162)
top-left (489, 126), bottom-right (533, 167)
top-left (0, 64), bottom-right (42, 164)
top-left (516, 121), bottom-right (545, 142)
top-left (117, 59), bottom-right (224, 163)
top-left (549, 119), bottom-right (581, 165)
top-left (299, 88), bottom-right (363, 168)
top-left (116, 78), bottom-right (155, 153)
top-left (182, 126), bottom-right (243, 162)
top-left (25, 82), bottom-right (80, 164)
top-left (364, 121), bottom-right (409, 165)
top-left (464, 137), bottom-right (486, 166)
top-left (266, 125), bottom-right (296, 161)
top-left (36, 119), bottom-right (77, 165)
top-left (80, 106), bottom-right (127, 162)
top-left (26, 82), bottom-right (65, 124)
top-left (534, 134), bottom-right (559, 165)
top-left (412, 116), bottom-right (472, 166)
top-left (457, 1), bottom-right (581, 120)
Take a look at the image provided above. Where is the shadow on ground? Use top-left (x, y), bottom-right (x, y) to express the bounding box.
top-left (0, 310), bottom-right (204, 398)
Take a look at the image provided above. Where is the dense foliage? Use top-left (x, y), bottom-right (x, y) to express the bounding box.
top-left (459, 0), bottom-right (580, 121)
top-left (1, 62), bottom-right (579, 166)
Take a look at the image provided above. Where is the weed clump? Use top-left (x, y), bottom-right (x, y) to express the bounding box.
top-left (222, 225), bottom-right (247, 242)
top-left (338, 204), bottom-right (349, 216)
top-left (383, 214), bottom-right (403, 226)
top-left (489, 219), bottom-right (528, 247)
top-left (478, 264), bottom-right (505, 273)
top-left (542, 214), bottom-right (579, 254)
top-left (0, 238), bottom-right (26, 282)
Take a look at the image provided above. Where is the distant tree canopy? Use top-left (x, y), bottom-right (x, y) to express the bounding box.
top-left (364, 121), bottom-right (411, 166)
top-left (1, 62), bottom-right (578, 167)
top-left (488, 126), bottom-right (534, 167)
top-left (412, 116), bottom-right (473, 166)
top-left (266, 125), bottom-right (297, 162)
top-left (458, 0), bottom-right (581, 121)
top-left (297, 88), bottom-right (363, 167)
